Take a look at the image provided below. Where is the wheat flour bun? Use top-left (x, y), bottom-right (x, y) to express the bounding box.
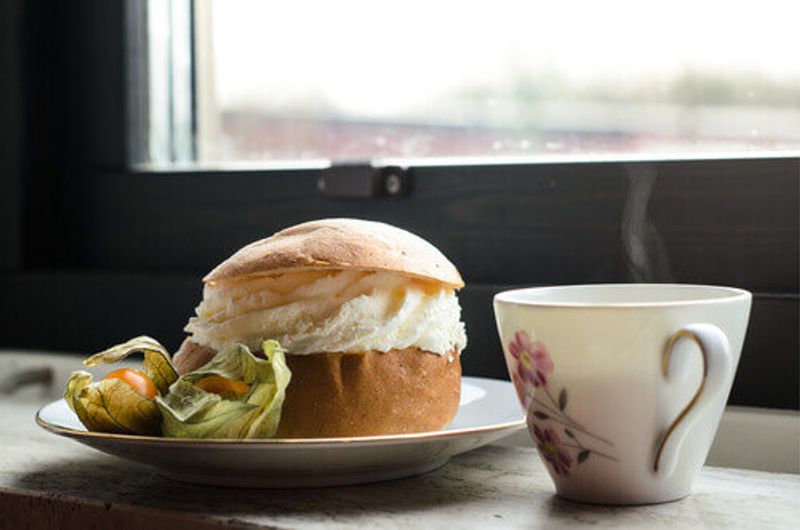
top-left (277, 347), bottom-right (461, 437)
top-left (174, 340), bottom-right (462, 438)
top-left (204, 218), bottom-right (464, 288)
top-left (175, 339), bottom-right (461, 438)
top-left (176, 218), bottom-right (467, 438)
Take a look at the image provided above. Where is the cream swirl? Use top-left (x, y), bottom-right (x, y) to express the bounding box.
top-left (185, 270), bottom-right (467, 356)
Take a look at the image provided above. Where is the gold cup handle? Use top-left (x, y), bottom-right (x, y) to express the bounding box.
top-left (653, 324), bottom-right (732, 475)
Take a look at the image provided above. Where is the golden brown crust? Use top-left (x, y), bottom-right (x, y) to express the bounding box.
top-left (203, 218), bottom-right (464, 289)
top-left (172, 341), bottom-right (461, 438)
top-left (173, 338), bottom-right (216, 376)
top-left (277, 348), bottom-right (461, 438)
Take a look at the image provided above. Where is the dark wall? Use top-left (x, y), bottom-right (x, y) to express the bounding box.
top-left (0, 0), bottom-right (23, 270)
top-left (0, 1), bottom-right (797, 410)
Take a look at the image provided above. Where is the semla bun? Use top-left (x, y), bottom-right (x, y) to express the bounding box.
top-left (176, 218), bottom-right (466, 438)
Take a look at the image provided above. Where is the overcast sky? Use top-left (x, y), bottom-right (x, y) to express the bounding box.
top-left (210, 0), bottom-right (800, 117)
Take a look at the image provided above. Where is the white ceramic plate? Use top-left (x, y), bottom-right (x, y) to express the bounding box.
top-left (36, 376), bottom-right (525, 487)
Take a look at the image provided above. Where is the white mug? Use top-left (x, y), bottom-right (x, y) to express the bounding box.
top-left (494, 284), bottom-right (751, 505)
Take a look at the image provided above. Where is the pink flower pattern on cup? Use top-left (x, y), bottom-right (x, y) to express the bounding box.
top-left (509, 330), bottom-right (617, 477)
top-left (532, 425), bottom-right (573, 476)
top-left (508, 331), bottom-right (553, 408)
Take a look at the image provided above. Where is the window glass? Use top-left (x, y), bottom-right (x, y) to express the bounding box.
top-left (190, 0), bottom-right (800, 164)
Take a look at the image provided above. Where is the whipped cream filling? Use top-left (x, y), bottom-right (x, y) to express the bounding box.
top-left (185, 270), bottom-right (467, 356)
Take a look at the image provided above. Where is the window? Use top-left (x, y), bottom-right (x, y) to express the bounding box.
top-left (140, 0), bottom-right (800, 166)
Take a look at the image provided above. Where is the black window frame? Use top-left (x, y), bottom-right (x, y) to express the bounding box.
top-left (2, 1), bottom-right (797, 410)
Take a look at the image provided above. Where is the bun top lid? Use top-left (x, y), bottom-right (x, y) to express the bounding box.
top-left (204, 218), bottom-right (464, 288)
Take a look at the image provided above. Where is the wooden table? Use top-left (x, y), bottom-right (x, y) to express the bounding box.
top-left (1, 400), bottom-right (799, 529)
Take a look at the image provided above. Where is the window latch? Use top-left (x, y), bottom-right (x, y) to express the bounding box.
top-left (318, 163), bottom-right (411, 198)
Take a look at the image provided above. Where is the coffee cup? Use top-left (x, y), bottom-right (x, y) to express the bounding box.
top-left (493, 284), bottom-right (751, 504)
